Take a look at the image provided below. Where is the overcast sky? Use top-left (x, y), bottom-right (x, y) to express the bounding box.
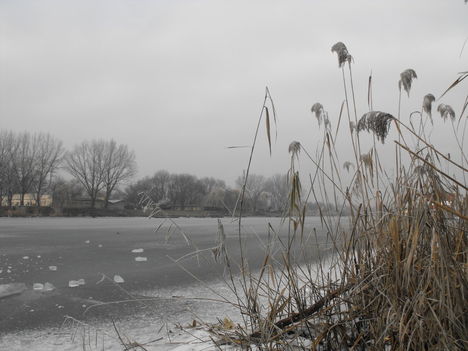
top-left (1, 0), bottom-right (467, 186)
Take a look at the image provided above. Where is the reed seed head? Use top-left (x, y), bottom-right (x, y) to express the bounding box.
top-left (311, 103), bottom-right (324, 126)
top-left (422, 94), bottom-right (435, 121)
top-left (357, 111), bottom-right (395, 143)
top-left (343, 161), bottom-right (354, 172)
top-left (288, 141), bottom-right (301, 158)
top-left (331, 42), bottom-right (352, 68)
top-left (437, 103), bottom-right (456, 121)
top-left (398, 69), bottom-right (417, 96)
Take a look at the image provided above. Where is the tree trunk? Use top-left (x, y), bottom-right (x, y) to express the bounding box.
top-left (8, 191), bottom-right (13, 208)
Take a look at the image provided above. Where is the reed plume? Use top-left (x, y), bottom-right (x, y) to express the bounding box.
top-left (357, 111), bottom-right (395, 143)
top-left (331, 42), bottom-right (352, 68)
top-left (422, 93), bottom-right (435, 122)
top-left (437, 103), bottom-right (456, 121)
top-left (343, 161), bottom-right (354, 172)
top-left (311, 102), bottom-right (325, 126)
top-left (398, 69), bottom-right (417, 96)
top-left (288, 141), bottom-right (301, 159)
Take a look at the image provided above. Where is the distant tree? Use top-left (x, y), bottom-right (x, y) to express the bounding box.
top-left (151, 170), bottom-right (171, 203)
top-left (200, 177), bottom-right (226, 195)
top-left (66, 139), bottom-right (136, 209)
top-left (223, 188), bottom-right (240, 213)
top-left (11, 132), bottom-right (38, 206)
top-left (0, 130), bottom-right (18, 207)
top-left (264, 173), bottom-right (289, 212)
top-left (101, 140), bottom-right (136, 207)
top-left (65, 140), bottom-right (107, 208)
top-left (168, 173), bottom-right (204, 208)
top-left (33, 133), bottom-right (64, 206)
top-left (236, 173), bottom-right (266, 213)
top-left (125, 176), bottom-right (153, 207)
top-left (125, 170), bottom-right (171, 208)
top-left (50, 177), bottom-right (84, 209)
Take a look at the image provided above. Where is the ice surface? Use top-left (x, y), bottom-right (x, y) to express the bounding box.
top-left (0, 282), bottom-right (27, 299)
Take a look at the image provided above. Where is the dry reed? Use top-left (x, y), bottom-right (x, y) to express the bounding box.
top-left (206, 40), bottom-right (467, 351)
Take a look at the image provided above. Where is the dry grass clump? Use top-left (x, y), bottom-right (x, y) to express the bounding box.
top-left (340, 167), bottom-right (467, 350)
top-left (207, 40), bottom-right (467, 351)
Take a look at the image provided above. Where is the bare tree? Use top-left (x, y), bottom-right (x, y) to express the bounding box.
top-left (33, 133), bottom-right (64, 206)
top-left (168, 173), bottom-right (204, 209)
top-left (11, 132), bottom-right (38, 206)
top-left (65, 140), bottom-right (107, 208)
top-left (150, 170), bottom-right (171, 203)
top-left (50, 177), bottom-right (84, 209)
top-left (102, 140), bottom-right (136, 207)
top-left (236, 173), bottom-right (266, 213)
top-left (200, 177), bottom-right (226, 194)
top-left (264, 173), bottom-right (289, 212)
top-left (0, 131), bottom-right (18, 206)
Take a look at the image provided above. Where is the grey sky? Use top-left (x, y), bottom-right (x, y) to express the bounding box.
top-left (1, 0), bottom-right (467, 186)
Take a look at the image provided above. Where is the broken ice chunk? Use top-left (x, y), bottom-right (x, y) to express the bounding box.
top-left (43, 282), bottom-right (55, 292)
top-left (49, 266), bottom-right (57, 271)
top-left (33, 283), bottom-right (44, 291)
top-left (131, 248), bottom-right (144, 253)
top-left (113, 275), bottom-right (125, 283)
top-left (85, 240), bottom-right (90, 244)
top-left (134, 257), bottom-right (147, 262)
top-left (69, 279), bottom-right (85, 288)
top-left (22, 256), bottom-right (29, 260)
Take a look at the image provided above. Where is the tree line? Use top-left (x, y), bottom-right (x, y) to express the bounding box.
top-left (124, 172), bottom-right (290, 214)
top-left (0, 130), bottom-right (136, 208)
top-left (0, 129), bottom-right (294, 213)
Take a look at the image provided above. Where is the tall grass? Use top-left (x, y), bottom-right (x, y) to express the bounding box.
top-left (207, 42), bottom-right (467, 350)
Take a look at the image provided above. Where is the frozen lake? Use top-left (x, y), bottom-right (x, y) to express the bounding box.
top-left (0, 216), bottom-right (339, 349)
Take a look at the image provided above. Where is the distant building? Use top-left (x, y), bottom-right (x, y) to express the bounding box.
top-left (1, 193), bottom-right (52, 207)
